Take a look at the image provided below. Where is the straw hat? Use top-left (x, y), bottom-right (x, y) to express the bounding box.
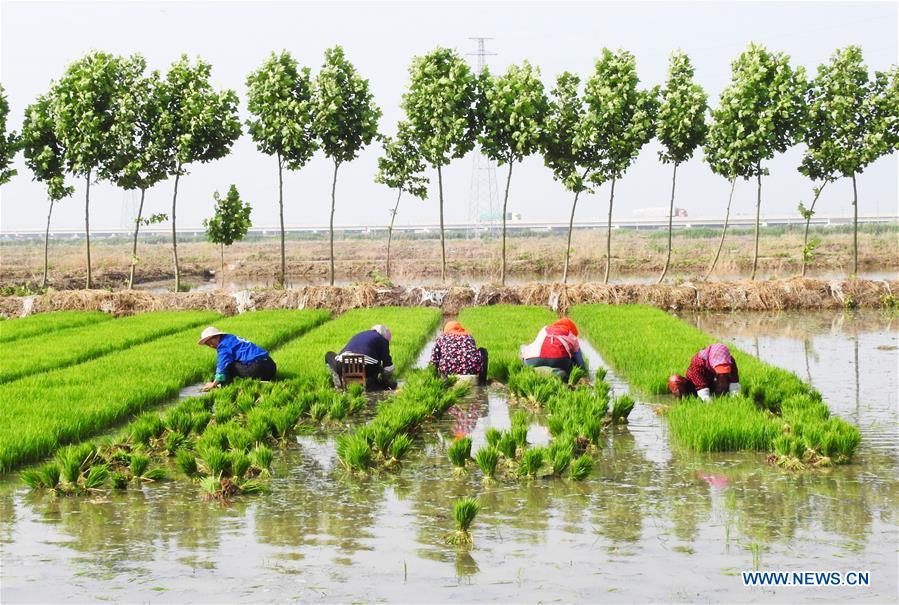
top-left (198, 326), bottom-right (227, 345)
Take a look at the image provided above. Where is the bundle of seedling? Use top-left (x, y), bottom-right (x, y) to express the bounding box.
top-left (337, 369), bottom-right (470, 474)
top-left (569, 304), bottom-right (860, 468)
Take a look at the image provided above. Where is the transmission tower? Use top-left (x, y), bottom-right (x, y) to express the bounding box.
top-left (467, 37), bottom-right (500, 237)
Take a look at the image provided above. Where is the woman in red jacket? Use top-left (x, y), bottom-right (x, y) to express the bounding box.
top-left (668, 343), bottom-right (741, 401)
top-left (519, 317), bottom-right (586, 380)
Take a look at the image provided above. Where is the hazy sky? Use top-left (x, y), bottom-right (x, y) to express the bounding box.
top-left (1, 0), bottom-right (897, 232)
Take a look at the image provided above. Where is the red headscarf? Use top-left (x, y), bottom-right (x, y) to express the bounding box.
top-left (443, 321), bottom-right (469, 336)
top-left (552, 317), bottom-right (579, 337)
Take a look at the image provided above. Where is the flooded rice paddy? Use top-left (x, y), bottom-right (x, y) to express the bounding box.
top-left (1, 310), bottom-right (896, 603)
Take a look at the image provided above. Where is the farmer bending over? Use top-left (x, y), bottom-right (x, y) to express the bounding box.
top-left (198, 326), bottom-right (277, 391)
top-left (429, 320), bottom-right (488, 385)
top-left (668, 343), bottom-right (741, 401)
top-left (325, 324), bottom-right (396, 391)
top-left (519, 317), bottom-right (586, 381)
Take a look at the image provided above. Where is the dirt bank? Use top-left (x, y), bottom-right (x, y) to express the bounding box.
top-left (1, 278), bottom-right (894, 318)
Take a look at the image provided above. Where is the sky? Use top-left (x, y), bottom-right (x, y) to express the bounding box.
top-left (0, 0), bottom-right (897, 232)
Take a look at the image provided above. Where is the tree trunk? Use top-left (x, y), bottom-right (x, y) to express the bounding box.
top-left (221, 243), bottom-right (225, 288)
top-left (42, 199), bottom-right (55, 288)
top-left (84, 170), bottom-right (92, 289)
top-left (329, 161), bottom-right (339, 286)
top-left (171, 170), bottom-right (181, 292)
top-left (852, 173), bottom-right (858, 277)
top-left (800, 181), bottom-right (828, 277)
top-left (438, 165), bottom-right (447, 283)
top-left (657, 163), bottom-right (679, 284)
top-left (128, 188), bottom-right (147, 290)
top-left (603, 178), bottom-right (616, 284)
top-left (386, 189), bottom-right (402, 279)
top-left (562, 190), bottom-right (582, 285)
top-left (277, 152), bottom-right (285, 287)
top-left (500, 162), bottom-right (514, 285)
top-left (704, 178), bottom-right (737, 280)
top-left (750, 169), bottom-right (762, 281)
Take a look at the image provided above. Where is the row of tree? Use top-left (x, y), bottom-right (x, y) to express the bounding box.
top-left (0, 43), bottom-right (896, 290)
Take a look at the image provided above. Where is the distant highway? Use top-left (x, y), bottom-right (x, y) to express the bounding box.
top-left (1, 214), bottom-right (896, 240)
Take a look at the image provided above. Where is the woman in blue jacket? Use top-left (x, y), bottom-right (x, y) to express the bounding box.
top-left (198, 326), bottom-right (277, 391)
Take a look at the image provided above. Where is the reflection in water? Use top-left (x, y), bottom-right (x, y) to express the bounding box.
top-left (1, 310), bottom-right (896, 602)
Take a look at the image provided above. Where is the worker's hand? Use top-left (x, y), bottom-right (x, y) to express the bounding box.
top-left (728, 382), bottom-right (741, 396)
top-left (201, 381), bottom-right (217, 392)
top-left (697, 388), bottom-right (712, 402)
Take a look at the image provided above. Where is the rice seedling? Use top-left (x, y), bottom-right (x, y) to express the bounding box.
top-left (568, 366), bottom-right (589, 386)
top-left (213, 399), bottom-right (238, 425)
top-left (511, 425), bottom-right (528, 449)
top-left (389, 433), bottom-right (413, 461)
top-left (485, 428), bottom-right (502, 448)
top-left (164, 408), bottom-right (194, 437)
top-left (0, 309), bottom-right (330, 472)
top-left (475, 446), bottom-right (500, 483)
top-left (225, 426), bottom-right (253, 453)
top-left (199, 446), bottom-right (229, 477)
top-left (129, 413), bottom-right (165, 446)
top-left (568, 454), bottom-right (593, 481)
top-left (569, 304), bottom-right (861, 465)
top-left (336, 433), bottom-right (373, 474)
top-left (0, 311), bottom-right (219, 384)
top-left (610, 394), bottom-right (635, 424)
top-left (374, 427), bottom-right (397, 457)
top-left (547, 437), bottom-right (574, 476)
top-left (496, 432), bottom-right (517, 459)
top-left (21, 463), bottom-right (62, 491)
top-left (110, 471), bottom-right (129, 490)
top-left (328, 398), bottom-right (347, 421)
top-left (517, 447), bottom-right (545, 478)
top-left (0, 310), bottom-right (110, 344)
top-left (129, 452), bottom-right (150, 478)
top-left (230, 452), bottom-right (252, 479)
top-left (447, 437), bottom-right (472, 473)
top-left (175, 449), bottom-right (198, 477)
top-left (163, 431), bottom-right (187, 455)
top-left (445, 497), bottom-right (481, 546)
top-left (80, 464), bottom-right (109, 490)
top-left (250, 444), bottom-right (274, 472)
top-left (309, 403), bottom-right (329, 422)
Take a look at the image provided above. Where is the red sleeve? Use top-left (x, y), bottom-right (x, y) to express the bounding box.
top-left (686, 353), bottom-right (712, 390)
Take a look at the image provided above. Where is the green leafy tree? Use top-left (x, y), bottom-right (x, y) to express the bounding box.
top-left (800, 46), bottom-right (897, 276)
top-left (402, 47), bottom-right (479, 282)
top-left (102, 59), bottom-right (172, 289)
top-left (581, 48), bottom-right (659, 283)
top-left (477, 61), bottom-right (548, 284)
top-left (50, 51), bottom-right (130, 288)
top-left (541, 72), bottom-right (597, 284)
top-left (246, 50), bottom-right (318, 287)
top-left (204, 184), bottom-right (252, 287)
top-left (0, 83), bottom-right (20, 184)
top-left (21, 94), bottom-right (74, 287)
top-left (709, 43), bottom-right (806, 280)
top-left (158, 55), bottom-right (241, 292)
top-left (655, 51), bottom-right (708, 283)
top-left (374, 122), bottom-right (428, 279)
top-left (311, 46), bottom-right (381, 286)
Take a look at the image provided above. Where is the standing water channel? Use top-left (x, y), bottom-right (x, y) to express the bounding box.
top-left (1, 310), bottom-right (896, 603)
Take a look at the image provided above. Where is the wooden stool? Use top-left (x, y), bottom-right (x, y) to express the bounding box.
top-left (340, 354), bottom-right (367, 389)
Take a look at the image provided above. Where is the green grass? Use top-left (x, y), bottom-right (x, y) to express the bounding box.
top-left (569, 304), bottom-right (860, 464)
top-left (457, 305), bottom-right (557, 381)
top-left (0, 311), bottom-right (111, 343)
top-left (0, 310), bottom-right (329, 472)
top-left (0, 311), bottom-right (219, 384)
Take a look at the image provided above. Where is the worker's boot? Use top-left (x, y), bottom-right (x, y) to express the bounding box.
top-left (328, 365), bottom-right (343, 389)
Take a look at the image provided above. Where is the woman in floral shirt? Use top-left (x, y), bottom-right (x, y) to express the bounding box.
top-left (429, 321), bottom-right (488, 384)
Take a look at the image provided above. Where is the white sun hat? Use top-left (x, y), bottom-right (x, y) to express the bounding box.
top-left (197, 326), bottom-right (227, 345)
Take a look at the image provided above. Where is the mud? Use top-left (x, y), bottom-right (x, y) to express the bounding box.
top-left (1, 278), bottom-right (895, 318)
